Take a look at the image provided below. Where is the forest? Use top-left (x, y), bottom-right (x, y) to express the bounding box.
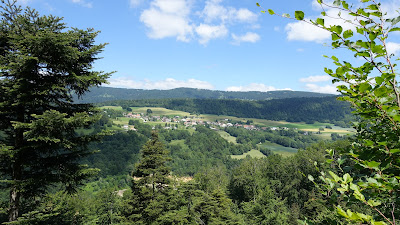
top-left (0, 0), bottom-right (399, 224)
top-left (74, 87), bottom-right (334, 103)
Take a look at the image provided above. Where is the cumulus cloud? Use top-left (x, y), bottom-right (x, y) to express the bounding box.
top-left (201, 0), bottom-right (258, 24)
top-left (304, 83), bottom-right (338, 94)
top-left (225, 83), bottom-right (291, 92)
top-left (231, 32), bottom-right (260, 45)
top-left (285, 7), bottom-right (354, 43)
top-left (386, 42), bottom-right (400, 56)
top-left (106, 77), bottom-right (215, 90)
top-left (139, 0), bottom-right (259, 44)
top-left (140, 0), bottom-right (193, 42)
top-left (71, 0), bottom-right (93, 8)
top-left (196, 24), bottom-right (228, 45)
top-left (300, 75), bottom-right (331, 83)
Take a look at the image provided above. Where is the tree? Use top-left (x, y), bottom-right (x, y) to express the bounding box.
top-left (146, 108), bottom-right (153, 115)
top-left (260, 0), bottom-right (400, 224)
top-left (0, 0), bottom-right (111, 222)
top-left (127, 132), bottom-right (172, 223)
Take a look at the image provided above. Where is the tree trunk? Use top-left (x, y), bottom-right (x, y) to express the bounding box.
top-left (9, 184), bottom-right (20, 222)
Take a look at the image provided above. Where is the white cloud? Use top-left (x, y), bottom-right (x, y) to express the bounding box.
top-left (300, 75), bottom-right (331, 83)
top-left (231, 32), bottom-right (260, 45)
top-left (106, 77), bottom-right (215, 90)
top-left (386, 42), bottom-right (400, 56)
top-left (225, 83), bottom-right (292, 92)
top-left (71, 0), bottom-right (93, 8)
top-left (196, 24), bottom-right (228, 45)
top-left (139, 0), bottom-right (259, 44)
top-left (285, 7), bottom-right (354, 43)
top-left (285, 21), bottom-right (330, 43)
top-left (201, 0), bottom-right (257, 24)
top-left (140, 0), bottom-right (193, 42)
top-left (304, 83), bottom-right (338, 94)
top-left (130, 0), bottom-right (144, 8)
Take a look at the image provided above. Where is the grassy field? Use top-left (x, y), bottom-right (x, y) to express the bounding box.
top-left (99, 106), bottom-right (124, 111)
top-left (231, 149), bottom-right (266, 159)
top-left (216, 130), bottom-right (237, 144)
top-left (259, 141), bottom-right (298, 157)
top-left (130, 107), bottom-right (193, 117)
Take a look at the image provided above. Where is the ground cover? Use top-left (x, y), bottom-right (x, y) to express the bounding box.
top-left (216, 130), bottom-right (237, 144)
top-left (231, 149), bottom-right (266, 159)
top-left (258, 141), bottom-right (298, 157)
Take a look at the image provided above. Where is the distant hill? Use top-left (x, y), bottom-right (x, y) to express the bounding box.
top-left (75, 87), bottom-right (334, 103)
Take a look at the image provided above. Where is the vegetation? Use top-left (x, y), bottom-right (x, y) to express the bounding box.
top-left (261, 0), bottom-right (400, 223)
top-left (98, 96), bottom-right (353, 126)
top-left (76, 87), bottom-right (334, 103)
top-left (0, 0), bottom-right (111, 222)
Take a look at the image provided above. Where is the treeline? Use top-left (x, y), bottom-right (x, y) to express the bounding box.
top-left (75, 87), bottom-right (334, 103)
top-left (225, 127), bottom-right (321, 149)
top-left (98, 96), bottom-right (353, 126)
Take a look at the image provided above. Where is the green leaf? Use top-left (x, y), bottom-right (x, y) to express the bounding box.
top-left (369, 32), bottom-right (378, 41)
top-left (343, 30), bottom-right (353, 39)
top-left (367, 4), bottom-right (379, 11)
top-left (389, 27), bottom-right (400, 32)
top-left (389, 148), bottom-right (400, 154)
top-left (343, 173), bottom-right (352, 183)
top-left (356, 52), bottom-right (371, 57)
top-left (316, 18), bottom-right (324, 26)
top-left (332, 33), bottom-right (340, 41)
top-left (392, 16), bottom-right (400, 25)
top-left (333, 0), bottom-right (341, 6)
top-left (295, 11), bottom-right (304, 20)
top-left (359, 83), bottom-right (371, 92)
top-left (283, 13), bottom-right (290, 18)
top-left (331, 25), bottom-right (343, 34)
top-left (256, 2), bottom-right (260, 7)
top-left (336, 206), bottom-right (348, 218)
top-left (361, 0), bottom-right (370, 2)
top-left (267, 9), bottom-right (275, 15)
top-left (329, 171), bottom-right (341, 182)
top-left (321, 12), bottom-right (326, 16)
top-left (342, 1), bottom-right (349, 9)
top-left (366, 161), bottom-right (381, 170)
top-left (367, 199), bottom-right (381, 206)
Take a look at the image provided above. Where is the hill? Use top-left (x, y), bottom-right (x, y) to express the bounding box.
top-left (75, 87), bottom-right (334, 103)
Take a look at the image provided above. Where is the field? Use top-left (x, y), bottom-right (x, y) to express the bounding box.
top-left (231, 149), bottom-right (266, 159)
top-left (130, 107), bottom-right (193, 117)
top-left (216, 130), bottom-right (237, 144)
top-left (258, 141), bottom-right (298, 157)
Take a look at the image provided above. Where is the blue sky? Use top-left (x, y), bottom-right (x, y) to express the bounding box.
top-left (17, 0), bottom-right (400, 94)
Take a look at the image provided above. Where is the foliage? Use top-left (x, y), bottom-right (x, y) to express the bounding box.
top-left (0, 0), bottom-right (111, 221)
top-left (261, 0), bottom-right (400, 224)
top-left (75, 87), bottom-right (334, 103)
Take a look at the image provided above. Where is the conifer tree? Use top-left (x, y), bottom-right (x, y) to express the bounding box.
top-left (0, 0), bottom-right (111, 221)
top-left (127, 132), bottom-right (172, 224)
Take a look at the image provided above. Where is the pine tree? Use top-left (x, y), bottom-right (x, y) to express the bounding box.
top-left (0, 0), bottom-right (111, 221)
top-left (127, 132), bottom-right (172, 224)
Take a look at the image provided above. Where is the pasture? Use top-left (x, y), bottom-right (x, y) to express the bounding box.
top-left (231, 149), bottom-right (266, 159)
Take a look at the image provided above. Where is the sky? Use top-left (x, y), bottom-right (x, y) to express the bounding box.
top-left (14, 0), bottom-right (400, 94)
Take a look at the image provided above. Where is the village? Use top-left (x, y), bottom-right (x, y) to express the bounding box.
top-left (122, 111), bottom-right (294, 132)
